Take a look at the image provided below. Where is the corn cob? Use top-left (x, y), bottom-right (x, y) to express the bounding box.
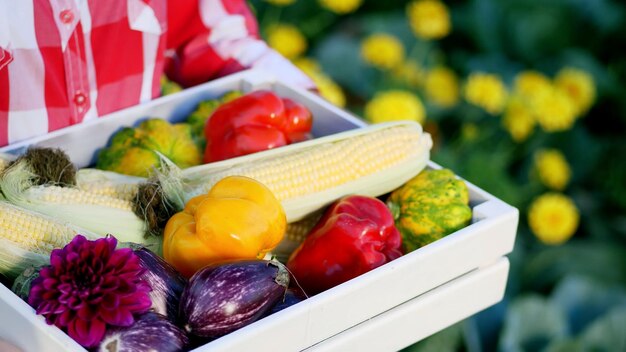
top-left (0, 160), bottom-right (158, 248)
top-left (76, 168), bottom-right (144, 201)
top-left (0, 201), bottom-right (99, 278)
top-left (173, 121), bottom-right (432, 222)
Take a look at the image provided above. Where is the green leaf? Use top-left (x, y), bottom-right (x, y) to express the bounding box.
top-left (522, 241), bottom-right (626, 291)
top-left (401, 322), bottom-right (464, 352)
top-left (499, 295), bottom-right (568, 352)
top-left (544, 338), bottom-right (585, 352)
top-left (550, 275), bottom-right (626, 335)
top-left (565, 0), bottom-right (625, 34)
top-left (314, 33), bottom-right (378, 98)
top-left (358, 11), bottom-right (414, 46)
top-left (468, 0), bottom-right (504, 53)
top-left (457, 149), bottom-right (523, 206)
top-left (502, 1), bottom-right (574, 62)
top-left (578, 306), bottom-right (626, 351)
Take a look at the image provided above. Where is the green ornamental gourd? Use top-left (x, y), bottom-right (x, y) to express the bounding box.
top-left (387, 168), bottom-right (472, 252)
top-left (96, 119), bottom-right (202, 177)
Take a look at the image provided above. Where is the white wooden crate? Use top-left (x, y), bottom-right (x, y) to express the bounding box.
top-left (0, 70), bottom-right (518, 351)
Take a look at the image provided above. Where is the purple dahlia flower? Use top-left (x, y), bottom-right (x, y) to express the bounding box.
top-left (28, 235), bottom-right (152, 348)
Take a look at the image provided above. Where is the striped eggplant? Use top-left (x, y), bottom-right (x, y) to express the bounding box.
top-left (267, 287), bottom-right (307, 315)
top-left (132, 245), bottom-right (187, 323)
top-left (97, 312), bottom-right (188, 352)
top-left (180, 260), bottom-right (289, 339)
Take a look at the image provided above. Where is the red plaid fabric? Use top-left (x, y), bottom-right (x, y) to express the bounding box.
top-left (0, 0), bottom-right (314, 147)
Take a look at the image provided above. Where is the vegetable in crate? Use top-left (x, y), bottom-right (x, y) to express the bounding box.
top-left (387, 168), bottom-right (472, 252)
top-left (0, 201), bottom-right (100, 279)
top-left (266, 287), bottom-right (307, 315)
top-left (187, 91), bottom-right (243, 142)
top-left (287, 195), bottom-right (403, 295)
top-left (203, 90), bottom-right (313, 162)
top-left (131, 245), bottom-right (187, 323)
top-left (163, 176), bottom-right (286, 277)
top-left (97, 312), bottom-right (188, 352)
top-left (28, 235), bottom-right (152, 348)
top-left (97, 119), bottom-right (202, 177)
top-left (180, 260), bottom-right (289, 339)
top-left (146, 121), bottom-right (431, 230)
top-left (0, 149), bottom-right (160, 250)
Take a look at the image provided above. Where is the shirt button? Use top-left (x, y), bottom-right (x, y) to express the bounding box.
top-left (59, 9), bottom-right (74, 24)
top-left (74, 92), bottom-right (87, 106)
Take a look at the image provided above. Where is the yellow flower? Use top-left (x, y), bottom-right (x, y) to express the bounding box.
top-left (502, 96), bottom-right (535, 142)
top-left (292, 57), bottom-right (321, 73)
top-left (364, 90), bottom-right (426, 124)
top-left (392, 61), bottom-right (423, 88)
top-left (361, 34), bottom-right (405, 70)
top-left (318, 0), bottom-right (363, 14)
top-left (554, 67), bottom-right (596, 116)
top-left (293, 57), bottom-right (346, 108)
top-left (534, 149), bottom-right (571, 191)
top-left (464, 73), bottom-right (508, 115)
top-left (532, 86), bottom-right (577, 132)
top-left (528, 193), bottom-right (579, 245)
top-left (315, 74), bottom-right (347, 108)
top-left (265, 0), bottom-right (296, 6)
top-left (461, 123), bottom-right (479, 142)
top-left (267, 24), bottom-right (307, 60)
top-left (407, 0), bottom-right (451, 40)
top-left (514, 71), bottom-right (551, 103)
top-left (424, 67), bottom-right (460, 108)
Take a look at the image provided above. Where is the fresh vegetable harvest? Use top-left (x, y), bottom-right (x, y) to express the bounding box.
top-left (0, 201), bottom-right (99, 278)
top-left (187, 91), bottom-right (243, 144)
top-left (163, 176), bottom-right (286, 277)
top-left (0, 155), bottom-right (159, 249)
top-left (287, 195), bottom-right (403, 295)
top-left (204, 90), bottom-right (313, 162)
top-left (387, 169), bottom-right (472, 252)
top-left (97, 119), bottom-right (202, 177)
top-left (97, 312), bottom-right (188, 352)
top-left (149, 121), bottom-right (431, 228)
top-left (131, 245), bottom-right (187, 323)
top-left (180, 260), bottom-right (289, 339)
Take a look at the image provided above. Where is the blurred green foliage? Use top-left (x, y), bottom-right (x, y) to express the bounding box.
top-left (253, 0), bottom-right (626, 350)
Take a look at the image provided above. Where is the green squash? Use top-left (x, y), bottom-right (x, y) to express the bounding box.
top-left (96, 119), bottom-right (202, 177)
top-left (387, 168), bottom-right (472, 252)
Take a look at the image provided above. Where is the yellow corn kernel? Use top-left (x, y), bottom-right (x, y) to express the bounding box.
top-left (285, 212), bottom-right (323, 243)
top-left (76, 169), bottom-right (143, 201)
top-left (0, 201), bottom-right (91, 255)
top-left (28, 186), bottom-right (134, 211)
top-left (186, 123), bottom-right (427, 202)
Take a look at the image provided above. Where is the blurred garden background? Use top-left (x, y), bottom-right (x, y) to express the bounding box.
top-left (250, 0), bottom-right (626, 350)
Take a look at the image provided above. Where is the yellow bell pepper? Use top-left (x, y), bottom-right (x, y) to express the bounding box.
top-left (163, 176), bottom-right (286, 277)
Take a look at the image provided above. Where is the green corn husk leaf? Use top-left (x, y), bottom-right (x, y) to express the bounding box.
top-left (0, 159), bottom-right (158, 249)
top-left (11, 264), bottom-right (44, 301)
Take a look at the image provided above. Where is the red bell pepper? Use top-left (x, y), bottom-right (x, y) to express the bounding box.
top-left (287, 195), bottom-right (403, 295)
top-left (204, 90), bottom-right (313, 162)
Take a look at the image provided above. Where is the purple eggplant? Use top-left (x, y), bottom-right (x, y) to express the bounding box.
top-left (132, 245), bottom-right (187, 322)
top-left (267, 287), bottom-right (307, 315)
top-left (96, 312), bottom-right (188, 352)
top-left (180, 260), bottom-right (289, 338)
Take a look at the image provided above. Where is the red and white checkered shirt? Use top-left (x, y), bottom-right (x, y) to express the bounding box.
top-left (0, 0), bottom-right (314, 147)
